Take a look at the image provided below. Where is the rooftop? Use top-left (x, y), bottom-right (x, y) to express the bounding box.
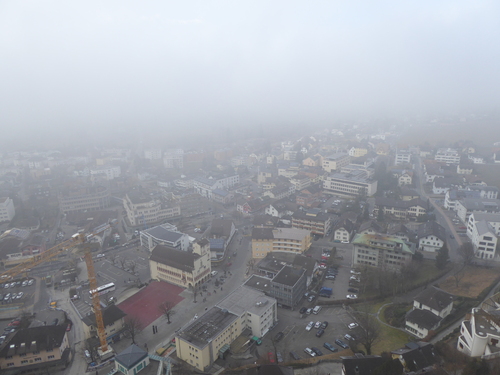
top-left (0, 325), bottom-right (67, 357)
top-left (115, 344), bottom-right (148, 370)
top-left (149, 244), bottom-right (200, 272)
top-left (217, 285), bottom-right (275, 317)
top-left (142, 224), bottom-right (184, 243)
top-left (272, 265), bottom-right (305, 287)
top-left (352, 233), bottom-right (414, 255)
top-left (244, 275), bottom-right (273, 293)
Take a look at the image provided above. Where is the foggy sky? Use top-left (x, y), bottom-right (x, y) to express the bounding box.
top-left (1, 1), bottom-right (499, 148)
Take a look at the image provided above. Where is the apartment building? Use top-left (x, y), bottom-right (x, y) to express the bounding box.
top-left (373, 197), bottom-right (428, 220)
top-left (0, 325), bottom-right (71, 374)
top-left (193, 175), bottom-right (240, 199)
top-left (0, 197), bottom-right (15, 222)
top-left (291, 208), bottom-right (333, 237)
top-left (435, 148), bottom-right (460, 164)
top-left (323, 170), bottom-right (378, 197)
top-left (149, 240), bottom-right (211, 289)
top-left (163, 149), bottom-right (184, 169)
top-left (456, 198), bottom-right (500, 224)
top-left (395, 150), bottom-right (411, 165)
top-left (352, 233), bottom-right (414, 272)
top-left (124, 191), bottom-right (180, 227)
top-left (251, 227), bottom-right (312, 259)
top-left (58, 185), bottom-right (110, 213)
top-left (89, 165), bottom-right (121, 180)
top-left (144, 149), bottom-right (162, 160)
top-left (466, 212), bottom-right (500, 260)
top-left (322, 152), bottom-right (350, 173)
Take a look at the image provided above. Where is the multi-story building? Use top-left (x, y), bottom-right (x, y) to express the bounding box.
top-left (140, 223), bottom-right (190, 252)
top-left (348, 147), bottom-right (368, 158)
top-left (251, 228), bottom-right (312, 259)
top-left (0, 325), bottom-right (72, 373)
top-left (123, 191), bottom-right (180, 227)
top-left (0, 197), bottom-right (15, 222)
top-left (89, 165), bottom-right (121, 180)
top-left (217, 285), bottom-right (278, 338)
top-left (269, 265), bottom-right (307, 309)
top-left (395, 150), bottom-right (411, 165)
top-left (456, 198), bottom-right (500, 224)
top-left (175, 307), bottom-right (241, 371)
top-left (193, 175), bottom-right (240, 199)
top-left (373, 197), bottom-right (428, 220)
top-left (352, 233), bottom-right (414, 272)
top-left (322, 152), bottom-right (350, 173)
top-left (444, 189), bottom-right (481, 210)
top-left (457, 293), bottom-right (500, 358)
top-left (82, 305), bottom-right (127, 343)
top-left (163, 149), bottom-right (184, 169)
top-left (144, 149), bottom-right (162, 160)
top-left (466, 212), bottom-right (500, 260)
top-left (149, 240), bottom-right (211, 289)
top-left (416, 221), bottom-right (447, 252)
top-left (435, 148), bottom-right (460, 164)
top-left (58, 185), bottom-right (110, 213)
top-left (291, 209), bottom-right (333, 237)
top-left (323, 170), bottom-right (377, 197)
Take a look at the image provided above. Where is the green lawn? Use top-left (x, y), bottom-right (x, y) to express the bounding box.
top-left (372, 322), bottom-right (413, 354)
top-left (411, 259), bottom-right (449, 286)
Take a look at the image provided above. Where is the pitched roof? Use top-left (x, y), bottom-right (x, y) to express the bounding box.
top-left (416, 221), bottom-right (446, 241)
top-left (396, 342), bottom-right (438, 372)
top-left (82, 304), bottom-right (127, 327)
top-left (149, 244), bottom-right (200, 272)
top-left (414, 286), bottom-right (454, 312)
top-left (406, 308), bottom-right (442, 330)
top-left (210, 219), bottom-right (234, 238)
top-left (115, 344), bottom-right (148, 369)
top-left (0, 325), bottom-right (67, 357)
top-left (341, 354), bottom-right (385, 375)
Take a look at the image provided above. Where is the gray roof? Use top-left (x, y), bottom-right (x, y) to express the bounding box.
top-left (115, 344), bottom-right (148, 369)
top-left (82, 305), bottom-right (127, 327)
top-left (341, 355), bottom-right (386, 375)
top-left (417, 221), bottom-right (446, 241)
top-left (375, 197), bottom-right (428, 210)
top-left (211, 218), bottom-right (234, 238)
top-left (406, 309), bottom-right (442, 330)
top-left (459, 198), bottom-right (500, 211)
top-left (143, 225), bottom-right (184, 243)
top-left (414, 286), bottom-right (454, 312)
top-left (244, 275), bottom-right (273, 293)
top-left (0, 325), bottom-right (67, 357)
top-left (252, 227), bottom-right (274, 240)
top-left (149, 244), bottom-right (200, 272)
top-left (272, 266), bottom-right (305, 287)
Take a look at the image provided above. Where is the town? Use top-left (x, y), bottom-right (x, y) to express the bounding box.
top-left (1, 122), bottom-right (500, 375)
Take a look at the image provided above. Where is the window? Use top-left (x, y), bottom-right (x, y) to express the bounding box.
top-left (21, 360), bottom-right (28, 364)
top-left (48, 355), bottom-right (55, 359)
top-left (35, 358), bottom-right (42, 362)
top-left (7, 363), bottom-right (15, 367)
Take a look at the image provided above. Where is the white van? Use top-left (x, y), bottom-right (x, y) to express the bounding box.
top-left (312, 306), bottom-right (322, 315)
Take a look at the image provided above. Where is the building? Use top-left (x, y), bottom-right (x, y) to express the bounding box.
top-left (322, 152), bottom-right (350, 173)
top-left (466, 212), bottom-right (500, 260)
top-left (0, 325), bottom-right (72, 374)
top-left (291, 209), bottom-right (332, 237)
top-left (405, 287), bottom-right (454, 338)
top-left (176, 306), bottom-right (241, 371)
top-left (140, 224), bottom-right (190, 252)
top-left (373, 197), bottom-right (428, 220)
top-left (435, 148), bottom-right (460, 164)
top-left (417, 221), bottom-right (446, 252)
top-left (251, 228), bottom-right (312, 259)
top-left (217, 285), bottom-right (278, 338)
top-left (348, 147), bottom-right (368, 158)
top-left (89, 165), bottom-right (121, 180)
top-left (269, 265), bottom-right (307, 309)
top-left (82, 305), bottom-right (127, 343)
top-left (391, 342), bottom-right (438, 373)
top-left (115, 344), bottom-right (150, 375)
top-left (457, 293), bottom-right (500, 358)
top-left (444, 189), bottom-right (481, 210)
top-left (352, 233), bottom-right (414, 272)
top-left (323, 170), bottom-right (377, 197)
top-left (123, 191), bottom-right (180, 227)
top-left (0, 197), bottom-right (15, 222)
top-left (333, 219), bottom-right (355, 243)
top-left (456, 198), bottom-right (500, 224)
top-left (58, 185), bottom-right (110, 213)
top-left (193, 175), bottom-right (240, 199)
top-left (395, 150), bottom-right (411, 165)
top-left (144, 149), bottom-right (162, 160)
top-left (341, 354), bottom-right (385, 375)
top-left (163, 149), bottom-right (184, 169)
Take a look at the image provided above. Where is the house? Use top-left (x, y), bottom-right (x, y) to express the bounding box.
top-left (432, 177), bottom-right (459, 195)
top-left (352, 233), bottom-right (414, 272)
top-left (149, 240), bottom-right (211, 289)
top-left (0, 325), bottom-right (72, 374)
top-left (391, 342), bottom-right (438, 373)
top-left (373, 197), bottom-right (428, 221)
top-left (115, 344), bottom-right (150, 375)
top-left (434, 148), bottom-right (460, 164)
top-left (0, 197), bottom-right (15, 222)
top-left (341, 354), bottom-right (385, 375)
top-left (395, 150), bottom-right (411, 165)
top-left (333, 219), bottom-right (355, 243)
top-left (398, 171), bottom-right (413, 186)
top-left (357, 220), bottom-right (384, 236)
top-left (348, 146), bottom-right (368, 158)
top-left (417, 221), bottom-right (446, 252)
top-left (323, 170), bottom-right (377, 197)
top-left (251, 228), bottom-right (312, 259)
top-left (405, 287), bottom-right (454, 338)
top-left (400, 187), bottom-right (420, 201)
top-left (466, 212), bottom-right (500, 260)
top-left (387, 223), bottom-right (412, 243)
top-left (82, 305), bottom-right (127, 343)
top-left (210, 219), bottom-right (236, 246)
top-left (139, 224), bottom-right (190, 252)
top-left (457, 292), bottom-right (500, 358)
top-left (444, 189), bottom-right (481, 210)
top-left (455, 198), bottom-right (500, 224)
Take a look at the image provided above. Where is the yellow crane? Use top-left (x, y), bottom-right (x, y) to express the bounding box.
top-left (0, 225), bottom-right (112, 356)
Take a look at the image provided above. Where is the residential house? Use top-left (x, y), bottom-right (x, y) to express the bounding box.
top-left (302, 155), bottom-right (321, 167)
top-left (348, 146), bottom-right (368, 158)
top-left (341, 354), bottom-right (385, 375)
top-left (391, 342), bottom-right (438, 373)
top-left (400, 187), bottom-right (420, 201)
top-left (149, 241), bottom-right (211, 288)
top-left (209, 219), bottom-right (236, 255)
top-left (444, 189), bottom-right (481, 211)
top-left (395, 150), bottom-right (411, 165)
top-left (405, 287), bottom-right (454, 338)
top-left (435, 148), bottom-right (460, 164)
top-left (357, 220), bottom-right (384, 236)
top-left (82, 305), bottom-right (127, 343)
top-left (333, 219), bottom-right (355, 243)
top-left (417, 221), bottom-right (446, 252)
top-left (456, 198), bottom-right (500, 224)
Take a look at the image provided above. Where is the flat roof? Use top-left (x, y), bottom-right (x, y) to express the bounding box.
top-left (272, 265), bottom-right (305, 287)
top-left (217, 285), bottom-right (275, 317)
top-left (244, 275), bottom-right (273, 293)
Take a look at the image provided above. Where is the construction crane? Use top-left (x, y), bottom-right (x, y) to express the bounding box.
top-left (0, 223), bottom-right (113, 356)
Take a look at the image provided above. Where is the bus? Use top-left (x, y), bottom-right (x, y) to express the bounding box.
top-left (89, 282), bottom-right (115, 297)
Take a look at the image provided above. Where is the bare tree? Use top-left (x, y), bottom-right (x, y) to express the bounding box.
top-left (124, 315), bottom-right (143, 344)
top-left (158, 301), bottom-right (175, 324)
top-left (108, 253), bottom-right (117, 265)
top-left (247, 258), bottom-right (255, 271)
top-left (119, 256), bottom-right (128, 269)
top-left (452, 263), bottom-right (467, 288)
top-left (128, 261), bottom-right (137, 274)
top-left (354, 312), bottom-right (381, 355)
top-left (458, 242), bottom-right (475, 267)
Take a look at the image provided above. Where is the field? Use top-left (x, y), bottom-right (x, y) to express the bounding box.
top-left (438, 266), bottom-right (499, 298)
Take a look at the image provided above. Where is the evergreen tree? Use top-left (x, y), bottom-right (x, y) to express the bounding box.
top-left (436, 243), bottom-right (450, 270)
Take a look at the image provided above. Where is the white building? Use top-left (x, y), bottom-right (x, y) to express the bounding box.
top-left (140, 223), bottom-right (190, 252)
top-left (193, 175), bottom-right (240, 199)
top-left (90, 165), bottom-right (121, 180)
top-left (417, 221), bottom-right (446, 253)
top-left (144, 149), bottom-right (162, 160)
top-left (435, 148), bottom-right (460, 164)
top-left (163, 149), bottom-right (184, 169)
top-left (323, 170), bottom-right (377, 197)
top-left (466, 212), bottom-right (500, 260)
top-left (0, 197), bottom-right (15, 222)
top-left (322, 152), bottom-right (350, 173)
top-left (395, 150), bottom-right (411, 165)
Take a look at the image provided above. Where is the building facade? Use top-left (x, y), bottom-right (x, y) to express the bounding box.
top-left (58, 185), bottom-right (110, 213)
top-left (251, 228), bottom-right (312, 259)
top-left (323, 170), bottom-right (377, 197)
top-left (0, 197), bottom-right (15, 222)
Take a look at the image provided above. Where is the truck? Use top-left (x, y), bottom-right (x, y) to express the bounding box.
top-left (250, 336), bottom-right (262, 345)
top-left (319, 287), bottom-right (332, 297)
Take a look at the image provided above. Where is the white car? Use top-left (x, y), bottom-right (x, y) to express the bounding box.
top-left (28, 279), bottom-right (34, 286)
top-left (346, 294), bottom-right (358, 300)
top-left (305, 321), bottom-right (314, 331)
top-left (16, 292), bottom-right (23, 299)
top-left (350, 276), bottom-right (360, 282)
top-left (350, 270), bottom-right (361, 275)
top-left (314, 321), bottom-right (322, 329)
top-left (211, 271), bottom-right (218, 276)
top-left (304, 347), bottom-right (316, 357)
top-left (348, 323), bottom-right (359, 329)
top-left (341, 240), bottom-right (349, 244)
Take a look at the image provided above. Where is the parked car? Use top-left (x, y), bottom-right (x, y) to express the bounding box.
top-left (276, 352), bottom-right (283, 363)
top-left (306, 321), bottom-right (314, 331)
top-left (344, 334), bottom-right (354, 341)
top-left (335, 339), bottom-right (349, 349)
top-left (323, 342), bottom-right (338, 352)
top-left (320, 321), bottom-right (329, 329)
top-left (299, 307), bottom-right (307, 314)
top-left (268, 352), bottom-right (275, 363)
top-left (311, 347), bottom-right (323, 356)
top-left (314, 321), bottom-right (322, 329)
top-left (348, 288), bottom-right (359, 293)
top-left (85, 350), bottom-right (91, 358)
top-left (350, 270), bottom-right (361, 275)
top-left (306, 308), bottom-right (313, 314)
top-left (16, 292), bottom-right (23, 299)
top-left (28, 279), bottom-right (34, 286)
top-left (308, 295), bottom-right (316, 302)
top-left (290, 351), bottom-right (301, 360)
top-left (346, 294), bottom-right (358, 299)
top-left (325, 275), bottom-right (335, 280)
top-left (304, 347), bottom-right (316, 357)
top-left (316, 329), bottom-right (325, 337)
top-left (348, 323), bottom-right (359, 329)
top-left (211, 271), bottom-right (218, 276)
top-left (22, 280), bottom-right (28, 287)
top-left (274, 332), bottom-right (284, 342)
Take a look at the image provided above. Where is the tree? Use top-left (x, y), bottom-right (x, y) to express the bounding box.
top-left (158, 301), bottom-right (175, 324)
top-left (458, 242), bottom-right (475, 267)
top-left (436, 243), bottom-right (450, 270)
top-left (119, 256), bottom-right (128, 269)
top-left (452, 263), bottom-right (467, 288)
top-left (124, 315), bottom-right (143, 344)
top-left (354, 312), bottom-right (381, 355)
top-left (247, 258), bottom-right (255, 271)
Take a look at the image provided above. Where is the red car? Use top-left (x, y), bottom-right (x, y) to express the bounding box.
top-left (66, 323), bottom-right (72, 332)
top-left (268, 352), bottom-right (275, 363)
